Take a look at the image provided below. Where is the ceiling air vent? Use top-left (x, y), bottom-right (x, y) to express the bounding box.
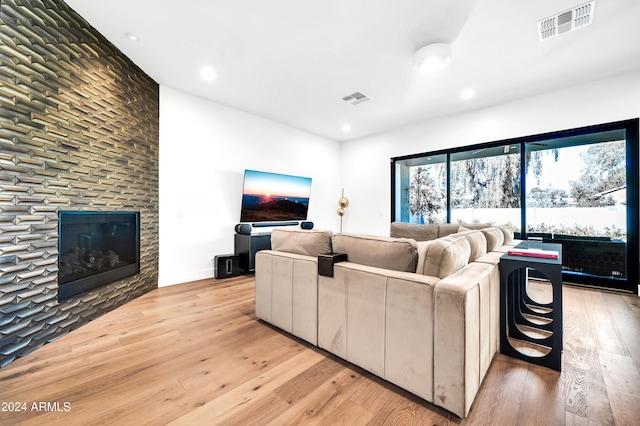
top-left (342, 91), bottom-right (370, 105)
top-left (538, 1), bottom-right (596, 41)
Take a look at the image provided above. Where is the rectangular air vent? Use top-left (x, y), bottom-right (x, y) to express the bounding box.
top-left (342, 91), bottom-right (370, 105)
top-left (538, 1), bottom-right (596, 41)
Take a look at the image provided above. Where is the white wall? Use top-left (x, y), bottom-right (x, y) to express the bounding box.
top-left (159, 71), bottom-right (640, 285)
top-left (340, 71), bottom-right (640, 236)
top-left (159, 87), bottom-right (341, 286)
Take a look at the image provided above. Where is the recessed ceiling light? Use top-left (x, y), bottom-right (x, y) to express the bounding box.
top-left (125, 33), bottom-right (140, 41)
top-left (461, 88), bottom-right (475, 100)
top-left (200, 66), bottom-right (217, 81)
top-left (342, 124), bottom-right (352, 132)
top-left (414, 43), bottom-right (452, 74)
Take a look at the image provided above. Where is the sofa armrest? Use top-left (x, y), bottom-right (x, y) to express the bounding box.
top-left (433, 262), bottom-right (496, 418)
top-left (255, 250), bottom-right (319, 345)
top-left (433, 272), bottom-right (480, 418)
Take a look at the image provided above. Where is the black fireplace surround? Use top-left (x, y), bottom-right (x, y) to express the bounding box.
top-left (58, 211), bottom-right (141, 301)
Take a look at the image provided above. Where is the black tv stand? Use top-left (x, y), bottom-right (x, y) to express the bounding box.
top-left (234, 233), bottom-right (271, 273)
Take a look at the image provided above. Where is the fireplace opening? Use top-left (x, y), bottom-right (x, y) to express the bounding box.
top-left (58, 211), bottom-right (140, 301)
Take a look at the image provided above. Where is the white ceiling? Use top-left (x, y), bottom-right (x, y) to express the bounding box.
top-left (64, 0), bottom-right (640, 141)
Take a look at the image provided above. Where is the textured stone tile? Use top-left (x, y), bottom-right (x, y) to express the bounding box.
top-left (0, 0), bottom-right (159, 367)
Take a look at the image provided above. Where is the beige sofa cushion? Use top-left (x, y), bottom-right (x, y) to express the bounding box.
top-left (480, 227), bottom-right (505, 251)
top-left (438, 224), bottom-right (460, 238)
top-left (390, 222), bottom-right (438, 241)
top-left (415, 240), bottom-right (434, 274)
top-left (456, 230), bottom-right (487, 262)
top-left (390, 222), bottom-right (493, 241)
top-left (270, 228), bottom-right (332, 256)
top-left (498, 224), bottom-right (515, 244)
top-left (439, 223), bottom-right (491, 238)
top-left (416, 235), bottom-right (471, 278)
top-left (460, 223), bottom-right (492, 231)
top-left (332, 233), bottom-right (418, 272)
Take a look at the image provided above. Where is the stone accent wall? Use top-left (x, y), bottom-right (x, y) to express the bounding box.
top-left (0, 0), bottom-right (159, 367)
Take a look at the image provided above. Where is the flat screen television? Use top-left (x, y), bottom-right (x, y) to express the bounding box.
top-left (240, 169), bottom-right (312, 223)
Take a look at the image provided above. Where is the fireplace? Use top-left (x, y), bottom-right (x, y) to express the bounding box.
top-left (58, 211), bottom-right (141, 301)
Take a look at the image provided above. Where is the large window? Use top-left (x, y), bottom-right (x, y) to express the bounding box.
top-left (450, 144), bottom-right (521, 230)
top-left (395, 154), bottom-right (447, 223)
top-left (525, 134), bottom-right (626, 241)
top-left (392, 119), bottom-right (639, 293)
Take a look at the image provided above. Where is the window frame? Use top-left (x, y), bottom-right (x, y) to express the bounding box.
top-left (390, 119), bottom-right (639, 293)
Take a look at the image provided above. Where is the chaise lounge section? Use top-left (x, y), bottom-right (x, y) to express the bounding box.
top-left (255, 223), bottom-right (516, 418)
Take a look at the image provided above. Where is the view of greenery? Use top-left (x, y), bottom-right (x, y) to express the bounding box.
top-left (451, 153), bottom-right (520, 209)
top-left (406, 140), bottom-right (627, 239)
top-left (525, 222), bottom-right (626, 240)
top-left (407, 163), bottom-right (446, 223)
top-left (569, 140), bottom-right (626, 207)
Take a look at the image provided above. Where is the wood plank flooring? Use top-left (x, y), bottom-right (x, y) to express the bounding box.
top-left (0, 276), bottom-right (639, 425)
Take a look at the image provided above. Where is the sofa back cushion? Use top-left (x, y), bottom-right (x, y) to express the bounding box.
top-left (332, 233), bottom-right (418, 272)
top-left (440, 223), bottom-right (492, 237)
top-left (498, 224), bottom-right (515, 244)
top-left (416, 235), bottom-right (471, 279)
top-left (389, 222), bottom-right (438, 242)
top-left (437, 224), bottom-right (460, 238)
top-left (480, 227), bottom-right (505, 251)
top-left (270, 229), bottom-right (332, 256)
top-left (456, 230), bottom-right (488, 262)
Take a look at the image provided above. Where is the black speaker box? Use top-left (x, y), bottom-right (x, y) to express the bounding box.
top-left (301, 221), bottom-right (314, 229)
top-left (214, 254), bottom-right (241, 279)
top-left (235, 223), bottom-right (252, 235)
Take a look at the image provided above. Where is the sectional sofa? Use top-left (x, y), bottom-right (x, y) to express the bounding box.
top-left (254, 222), bottom-right (517, 418)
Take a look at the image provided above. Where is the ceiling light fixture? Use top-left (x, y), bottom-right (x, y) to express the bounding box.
top-left (200, 66), bottom-right (216, 81)
top-left (125, 32), bottom-right (140, 41)
top-left (413, 43), bottom-right (452, 74)
top-left (461, 88), bottom-right (475, 100)
top-left (342, 124), bottom-right (352, 132)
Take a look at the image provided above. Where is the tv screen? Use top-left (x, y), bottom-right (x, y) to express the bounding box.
top-left (240, 169), bottom-right (312, 222)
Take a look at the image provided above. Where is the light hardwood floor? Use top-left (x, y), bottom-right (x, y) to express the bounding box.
top-left (1, 276), bottom-right (639, 425)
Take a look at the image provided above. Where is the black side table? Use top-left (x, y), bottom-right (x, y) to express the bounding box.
top-left (499, 243), bottom-right (563, 371)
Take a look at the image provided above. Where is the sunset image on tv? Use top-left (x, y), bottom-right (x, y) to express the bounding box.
top-left (240, 170), bottom-right (312, 222)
